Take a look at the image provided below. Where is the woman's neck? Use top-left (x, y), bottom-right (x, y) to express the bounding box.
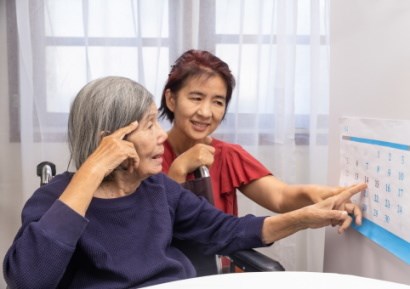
top-left (95, 172), bottom-right (141, 199)
top-left (167, 127), bottom-right (197, 156)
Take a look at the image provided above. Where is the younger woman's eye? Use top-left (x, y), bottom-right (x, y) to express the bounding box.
top-left (189, 93), bottom-right (202, 101)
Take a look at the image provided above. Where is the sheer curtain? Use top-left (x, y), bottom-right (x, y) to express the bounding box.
top-left (1, 1), bottom-right (330, 286)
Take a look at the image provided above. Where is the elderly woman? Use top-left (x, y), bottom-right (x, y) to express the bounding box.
top-left (3, 76), bottom-right (366, 289)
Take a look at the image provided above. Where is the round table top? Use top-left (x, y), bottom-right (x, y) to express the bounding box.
top-left (144, 271), bottom-right (410, 289)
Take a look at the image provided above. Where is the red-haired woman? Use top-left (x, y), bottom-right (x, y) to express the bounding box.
top-left (159, 49), bottom-right (361, 219)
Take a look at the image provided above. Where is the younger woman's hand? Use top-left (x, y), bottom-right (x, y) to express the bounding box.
top-left (168, 136), bottom-right (215, 182)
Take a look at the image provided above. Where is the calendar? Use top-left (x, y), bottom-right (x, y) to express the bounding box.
top-left (339, 117), bottom-right (410, 264)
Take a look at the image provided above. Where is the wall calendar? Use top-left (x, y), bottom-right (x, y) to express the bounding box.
top-left (339, 117), bottom-right (410, 264)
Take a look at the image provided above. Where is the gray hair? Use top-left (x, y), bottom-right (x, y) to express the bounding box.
top-left (68, 76), bottom-right (154, 169)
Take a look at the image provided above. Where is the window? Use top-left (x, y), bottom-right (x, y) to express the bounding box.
top-left (8, 0), bottom-right (329, 145)
top-left (42, 0), bottom-right (170, 114)
top-left (199, 0), bottom-right (329, 145)
top-left (8, 0), bottom-right (171, 141)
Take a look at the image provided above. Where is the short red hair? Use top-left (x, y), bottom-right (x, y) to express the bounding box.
top-left (159, 49), bottom-right (235, 122)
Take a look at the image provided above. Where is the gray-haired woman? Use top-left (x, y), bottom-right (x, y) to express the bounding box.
top-left (3, 76), bottom-right (366, 289)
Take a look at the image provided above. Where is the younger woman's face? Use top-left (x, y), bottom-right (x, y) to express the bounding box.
top-left (166, 75), bottom-right (227, 141)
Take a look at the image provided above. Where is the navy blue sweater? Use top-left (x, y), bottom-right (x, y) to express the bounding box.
top-left (3, 172), bottom-right (267, 289)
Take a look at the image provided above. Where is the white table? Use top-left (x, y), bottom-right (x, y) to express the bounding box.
top-left (144, 271), bottom-right (410, 289)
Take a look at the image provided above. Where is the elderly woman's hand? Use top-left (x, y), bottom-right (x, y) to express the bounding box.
top-left (261, 183), bottom-right (367, 244)
top-left (87, 121), bottom-right (140, 177)
top-left (304, 184), bottom-right (364, 226)
top-left (310, 183), bottom-right (367, 232)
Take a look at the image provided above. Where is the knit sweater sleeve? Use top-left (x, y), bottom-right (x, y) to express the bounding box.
top-left (164, 175), bottom-right (268, 256)
top-left (3, 177), bottom-right (88, 289)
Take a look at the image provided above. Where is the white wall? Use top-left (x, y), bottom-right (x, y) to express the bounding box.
top-left (324, 0), bottom-right (410, 285)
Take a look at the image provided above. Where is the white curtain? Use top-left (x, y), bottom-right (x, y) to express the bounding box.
top-left (0, 1), bottom-right (330, 286)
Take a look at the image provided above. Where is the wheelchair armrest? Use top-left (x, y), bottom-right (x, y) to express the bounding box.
top-left (36, 161), bottom-right (56, 186)
top-left (228, 248), bottom-right (285, 272)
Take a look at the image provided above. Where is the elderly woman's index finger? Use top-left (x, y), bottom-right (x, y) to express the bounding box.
top-left (111, 121), bottom-right (139, 140)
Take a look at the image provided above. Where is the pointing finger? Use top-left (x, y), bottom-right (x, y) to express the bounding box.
top-left (336, 183), bottom-right (367, 204)
top-left (111, 121), bottom-right (139, 140)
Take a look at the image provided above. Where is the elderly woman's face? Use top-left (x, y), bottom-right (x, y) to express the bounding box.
top-left (126, 103), bottom-right (167, 178)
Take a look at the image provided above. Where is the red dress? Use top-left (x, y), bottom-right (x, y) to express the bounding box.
top-left (162, 138), bottom-right (271, 216)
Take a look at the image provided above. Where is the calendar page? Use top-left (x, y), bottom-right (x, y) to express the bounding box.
top-left (339, 117), bottom-right (410, 264)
